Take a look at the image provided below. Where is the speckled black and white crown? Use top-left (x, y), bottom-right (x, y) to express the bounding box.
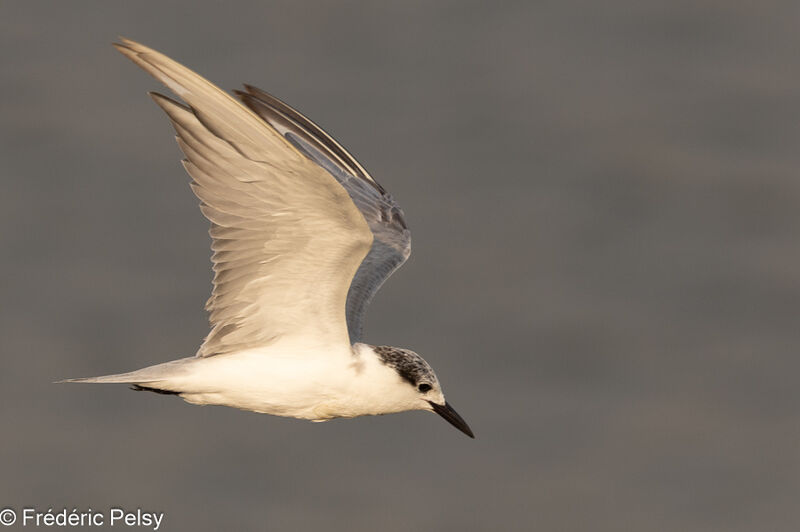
top-left (373, 345), bottom-right (437, 388)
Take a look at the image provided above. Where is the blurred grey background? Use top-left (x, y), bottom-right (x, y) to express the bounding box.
top-left (2, 1), bottom-right (799, 531)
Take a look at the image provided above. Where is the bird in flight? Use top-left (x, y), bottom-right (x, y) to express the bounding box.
top-left (61, 38), bottom-right (473, 438)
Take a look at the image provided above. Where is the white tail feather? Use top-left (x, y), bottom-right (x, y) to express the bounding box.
top-left (56, 357), bottom-right (196, 385)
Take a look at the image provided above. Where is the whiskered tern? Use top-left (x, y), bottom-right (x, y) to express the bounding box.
top-left (60, 39), bottom-right (474, 438)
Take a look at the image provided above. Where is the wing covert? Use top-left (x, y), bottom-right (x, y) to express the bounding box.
top-left (115, 39), bottom-right (374, 356)
top-left (236, 86), bottom-right (411, 343)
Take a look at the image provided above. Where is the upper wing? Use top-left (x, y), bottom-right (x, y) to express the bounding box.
top-left (115, 38), bottom-right (374, 356)
top-left (235, 85), bottom-right (411, 343)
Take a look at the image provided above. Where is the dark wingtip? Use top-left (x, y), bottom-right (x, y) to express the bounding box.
top-left (130, 384), bottom-right (181, 396)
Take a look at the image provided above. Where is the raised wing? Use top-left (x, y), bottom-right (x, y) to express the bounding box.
top-left (235, 86), bottom-right (411, 343)
top-left (115, 38), bottom-right (373, 356)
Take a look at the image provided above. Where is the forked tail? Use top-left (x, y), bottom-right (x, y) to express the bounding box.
top-left (56, 357), bottom-right (196, 386)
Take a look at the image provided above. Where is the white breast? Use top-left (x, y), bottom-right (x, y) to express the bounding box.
top-left (166, 341), bottom-right (415, 420)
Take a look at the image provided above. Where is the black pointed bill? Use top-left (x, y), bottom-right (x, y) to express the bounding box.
top-left (429, 401), bottom-right (474, 438)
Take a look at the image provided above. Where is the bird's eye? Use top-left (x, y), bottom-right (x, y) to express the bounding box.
top-left (418, 383), bottom-right (432, 393)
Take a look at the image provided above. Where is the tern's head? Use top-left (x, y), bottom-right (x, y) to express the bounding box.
top-left (372, 345), bottom-right (474, 438)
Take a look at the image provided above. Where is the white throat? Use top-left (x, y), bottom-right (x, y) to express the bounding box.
top-left (154, 341), bottom-right (434, 422)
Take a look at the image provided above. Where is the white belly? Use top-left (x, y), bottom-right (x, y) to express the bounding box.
top-left (162, 341), bottom-right (401, 421)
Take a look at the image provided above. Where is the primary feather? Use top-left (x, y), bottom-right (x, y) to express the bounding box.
top-left (234, 85), bottom-right (412, 343)
top-left (114, 38), bottom-right (375, 356)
